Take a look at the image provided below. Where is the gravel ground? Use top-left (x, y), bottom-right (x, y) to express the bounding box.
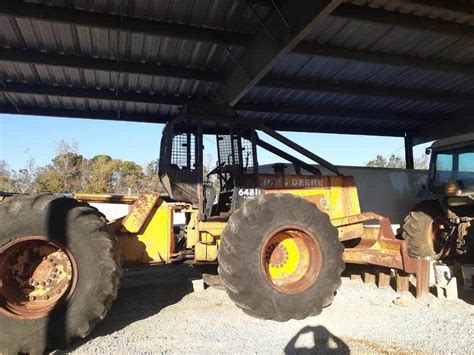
top-left (62, 265), bottom-right (474, 354)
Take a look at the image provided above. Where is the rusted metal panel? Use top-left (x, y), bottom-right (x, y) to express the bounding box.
top-left (122, 194), bottom-right (160, 234)
top-left (74, 193), bottom-right (138, 205)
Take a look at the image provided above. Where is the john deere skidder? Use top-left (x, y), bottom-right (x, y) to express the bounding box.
top-left (0, 117), bottom-right (429, 353)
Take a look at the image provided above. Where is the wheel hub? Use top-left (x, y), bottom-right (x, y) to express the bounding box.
top-left (0, 236), bottom-right (77, 319)
top-left (261, 226), bottom-right (321, 294)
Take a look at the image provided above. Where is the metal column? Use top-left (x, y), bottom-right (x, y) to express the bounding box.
top-left (404, 134), bottom-right (414, 169)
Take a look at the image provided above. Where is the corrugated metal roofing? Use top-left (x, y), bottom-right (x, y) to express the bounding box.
top-left (0, 0), bottom-right (473, 142)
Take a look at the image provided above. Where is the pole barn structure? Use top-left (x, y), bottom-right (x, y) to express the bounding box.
top-left (0, 0), bottom-right (473, 165)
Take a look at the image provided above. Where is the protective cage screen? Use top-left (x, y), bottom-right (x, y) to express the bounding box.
top-left (171, 133), bottom-right (196, 170)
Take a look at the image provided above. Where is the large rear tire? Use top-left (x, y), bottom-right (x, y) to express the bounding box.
top-left (218, 193), bottom-right (344, 321)
top-left (402, 200), bottom-right (446, 258)
top-left (0, 194), bottom-right (121, 354)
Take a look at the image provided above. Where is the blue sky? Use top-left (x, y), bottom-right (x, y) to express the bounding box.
top-left (0, 114), bottom-right (430, 171)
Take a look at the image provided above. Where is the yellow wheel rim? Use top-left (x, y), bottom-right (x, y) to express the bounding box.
top-left (0, 236), bottom-right (78, 319)
top-left (261, 226), bottom-right (321, 294)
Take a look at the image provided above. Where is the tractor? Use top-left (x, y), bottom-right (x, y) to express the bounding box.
top-left (403, 133), bottom-right (474, 260)
top-left (0, 117), bottom-right (429, 353)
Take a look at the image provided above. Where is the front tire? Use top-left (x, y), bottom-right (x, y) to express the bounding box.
top-left (0, 194), bottom-right (121, 354)
top-left (402, 200), bottom-right (446, 258)
top-left (218, 193), bottom-right (344, 321)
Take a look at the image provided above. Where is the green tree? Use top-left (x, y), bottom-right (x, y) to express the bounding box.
top-left (52, 141), bottom-right (84, 192)
top-left (141, 159), bottom-right (163, 193)
top-left (366, 155), bottom-right (388, 168)
top-left (386, 155), bottom-right (405, 168)
top-left (0, 160), bottom-right (13, 192)
top-left (367, 154), bottom-right (404, 168)
top-left (115, 160), bottom-right (145, 193)
top-left (366, 153), bottom-right (429, 169)
top-left (83, 155), bottom-right (118, 193)
top-left (35, 166), bottom-right (62, 192)
top-left (10, 154), bottom-right (37, 193)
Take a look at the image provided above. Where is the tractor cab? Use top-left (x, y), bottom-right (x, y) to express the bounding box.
top-left (158, 117), bottom-right (341, 220)
top-left (427, 133), bottom-right (474, 202)
top-left (158, 118), bottom-right (259, 219)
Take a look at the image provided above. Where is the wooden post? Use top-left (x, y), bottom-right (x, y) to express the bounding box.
top-left (416, 259), bottom-right (430, 298)
top-left (363, 271), bottom-right (376, 284)
top-left (377, 270), bottom-right (391, 288)
top-left (395, 271), bottom-right (410, 293)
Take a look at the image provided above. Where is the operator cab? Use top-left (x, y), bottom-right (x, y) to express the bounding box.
top-left (159, 119), bottom-right (258, 219)
top-left (428, 133), bottom-right (474, 199)
top-left (159, 117), bottom-right (341, 221)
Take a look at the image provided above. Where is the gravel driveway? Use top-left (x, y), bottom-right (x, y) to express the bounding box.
top-left (63, 265), bottom-right (474, 354)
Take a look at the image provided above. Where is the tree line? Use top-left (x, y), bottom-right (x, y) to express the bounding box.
top-left (0, 141), bottom-right (162, 194)
top-left (1, 141), bottom-right (429, 194)
top-left (366, 154), bottom-right (429, 169)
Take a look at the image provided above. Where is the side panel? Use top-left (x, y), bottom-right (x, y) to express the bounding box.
top-left (192, 175), bottom-right (365, 262)
top-left (118, 198), bottom-right (175, 264)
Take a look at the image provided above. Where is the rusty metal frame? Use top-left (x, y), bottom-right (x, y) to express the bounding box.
top-left (339, 212), bottom-right (430, 298)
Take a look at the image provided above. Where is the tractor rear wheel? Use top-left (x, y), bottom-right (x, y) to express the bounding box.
top-left (218, 193), bottom-right (344, 321)
top-left (402, 200), bottom-right (447, 259)
top-left (0, 194), bottom-right (121, 354)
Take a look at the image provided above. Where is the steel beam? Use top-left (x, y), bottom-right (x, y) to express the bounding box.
top-left (213, 0), bottom-right (343, 106)
top-left (0, 81), bottom-right (454, 127)
top-left (0, 105), bottom-right (169, 124)
top-left (0, 81), bottom-right (441, 125)
top-left (333, 3), bottom-right (473, 37)
top-left (259, 124), bottom-right (341, 175)
top-left (0, 49), bottom-right (223, 82)
top-left (0, 1), bottom-right (250, 46)
top-left (1, 2), bottom-right (472, 77)
top-left (413, 116), bottom-right (474, 145)
top-left (256, 137), bottom-right (325, 176)
top-left (1, 48), bottom-right (471, 107)
top-left (0, 104), bottom-right (409, 137)
top-left (294, 43), bottom-right (474, 77)
top-left (404, 134), bottom-right (414, 169)
top-left (412, 0), bottom-right (474, 14)
top-left (260, 77), bottom-right (474, 108)
top-left (0, 82), bottom-right (191, 106)
top-left (235, 103), bottom-right (431, 124)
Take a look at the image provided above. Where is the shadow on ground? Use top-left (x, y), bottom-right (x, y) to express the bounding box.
top-left (284, 326), bottom-right (350, 354)
top-left (66, 264), bottom-right (201, 351)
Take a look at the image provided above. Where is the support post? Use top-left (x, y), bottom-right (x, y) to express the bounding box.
top-left (404, 134), bottom-right (414, 169)
top-left (416, 259), bottom-right (430, 298)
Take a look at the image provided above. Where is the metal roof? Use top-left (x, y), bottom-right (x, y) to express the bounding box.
top-left (0, 0), bottom-right (473, 144)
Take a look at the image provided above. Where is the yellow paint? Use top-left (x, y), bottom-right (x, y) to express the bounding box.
top-left (268, 237), bottom-right (300, 280)
top-left (264, 231), bottom-right (310, 286)
top-left (113, 175), bottom-right (365, 265)
top-left (123, 194), bottom-right (160, 234)
top-left (265, 176), bottom-right (361, 222)
top-left (119, 199), bottom-right (174, 264)
top-left (136, 199), bottom-right (174, 262)
top-left (194, 221), bottom-right (226, 261)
